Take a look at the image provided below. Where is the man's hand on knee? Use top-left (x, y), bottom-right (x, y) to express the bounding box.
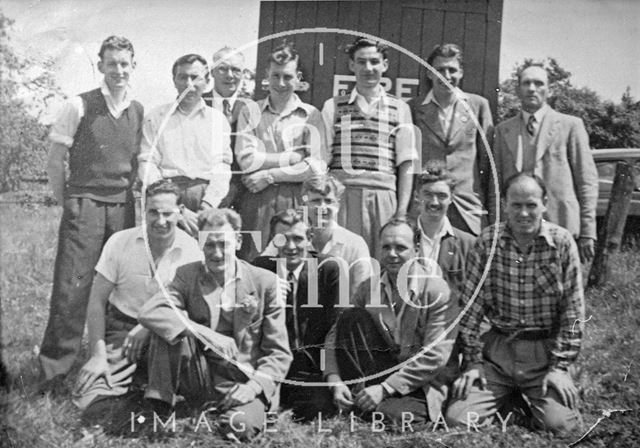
top-left (452, 364), bottom-right (487, 399)
top-left (354, 384), bottom-right (387, 412)
top-left (542, 368), bottom-right (578, 410)
top-left (198, 326), bottom-right (238, 360)
top-left (219, 383), bottom-right (257, 410)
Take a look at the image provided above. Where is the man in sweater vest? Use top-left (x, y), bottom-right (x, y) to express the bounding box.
top-left (322, 37), bottom-right (418, 256)
top-left (41, 35), bottom-right (144, 390)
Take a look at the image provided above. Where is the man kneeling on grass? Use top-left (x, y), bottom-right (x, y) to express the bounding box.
top-left (73, 180), bottom-right (202, 424)
top-left (323, 219), bottom-right (456, 428)
top-left (138, 208), bottom-right (292, 441)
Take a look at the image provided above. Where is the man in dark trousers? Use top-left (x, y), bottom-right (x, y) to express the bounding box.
top-left (41, 35), bottom-right (143, 391)
top-left (253, 209), bottom-right (340, 420)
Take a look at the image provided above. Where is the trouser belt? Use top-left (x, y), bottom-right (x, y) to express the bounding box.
top-left (491, 326), bottom-right (552, 341)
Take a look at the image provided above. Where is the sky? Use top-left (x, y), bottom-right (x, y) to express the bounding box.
top-left (2, 0), bottom-right (639, 118)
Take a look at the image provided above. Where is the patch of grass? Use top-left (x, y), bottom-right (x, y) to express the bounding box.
top-left (2, 203), bottom-right (639, 447)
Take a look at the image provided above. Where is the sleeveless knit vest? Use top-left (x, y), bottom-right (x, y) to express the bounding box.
top-left (67, 88), bottom-right (143, 202)
top-left (330, 94), bottom-right (400, 177)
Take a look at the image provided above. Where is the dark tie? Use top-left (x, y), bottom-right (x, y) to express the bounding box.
top-left (286, 270), bottom-right (300, 349)
top-left (526, 115), bottom-right (536, 137)
top-left (222, 99), bottom-right (232, 121)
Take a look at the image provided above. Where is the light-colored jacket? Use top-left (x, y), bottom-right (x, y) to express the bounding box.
top-left (494, 107), bottom-right (599, 239)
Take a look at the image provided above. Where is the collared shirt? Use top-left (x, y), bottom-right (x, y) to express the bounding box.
top-left (95, 226), bottom-right (202, 319)
top-left (417, 215), bottom-right (455, 262)
top-left (321, 87), bottom-right (416, 167)
top-left (138, 98), bottom-right (232, 207)
top-left (50, 80), bottom-right (134, 147)
top-left (235, 94), bottom-right (326, 180)
top-left (421, 88), bottom-right (469, 135)
top-left (209, 87), bottom-right (238, 112)
top-left (521, 103), bottom-right (549, 138)
top-left (458, 220), bottom-right (584, 370)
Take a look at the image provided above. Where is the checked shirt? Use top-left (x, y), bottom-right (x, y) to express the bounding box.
top-left (458, 221), bottom-right (584, 371)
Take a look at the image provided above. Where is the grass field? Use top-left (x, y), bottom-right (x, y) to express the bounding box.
top-left (1, 203), bottom-right (639, 447)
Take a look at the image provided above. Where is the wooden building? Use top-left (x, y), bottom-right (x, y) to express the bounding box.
top-left (255, 0), bottom-right (503, 115)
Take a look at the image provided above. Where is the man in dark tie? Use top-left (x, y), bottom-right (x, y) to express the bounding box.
top-left (203, 47), bottom-right (250, 211)
top-left (493, 64), bottom-right (598, 265)
top-left (252, 209), bottom-right (340, 420)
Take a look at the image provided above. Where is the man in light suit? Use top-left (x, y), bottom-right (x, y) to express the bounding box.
top-left (409, 44), bottom-right (494, 236)
top-left (324, 219), bottom-right (455, 426)
top-left (493, 64), bottom-right (598, 262)
top-left (138, 208), bottom-right (292, 440)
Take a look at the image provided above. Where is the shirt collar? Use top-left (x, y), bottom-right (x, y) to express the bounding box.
top-left (174, 97), bottom-right (207, 117)
top-left (261, 93), bottom-right (311, 117)
top-left (501, 219), bottom-right (556, 248)
top-left (421, 87), bottom-right (468, 106)
top-left (288, 261), bottom-right (305, 280)
top-left (135, 226), bottom-right (184, 256)
top-left (349, 86), bottom-right (389, 106)
top-left (100, 80), bottom-right (132, 113)
top-left (522, 103), bottom-right (549, 125)
top-left (212, 87), bottom-right (237, 108)
top-left (380, 263), bottom-right (421, 298)
top-left (417, 215), bottom-right (455, 242)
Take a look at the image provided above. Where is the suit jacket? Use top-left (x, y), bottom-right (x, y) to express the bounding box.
top-left (324, 263), bottom-right (455, 421)
top-left (138, 260), bottom-right (292, 406)
top-left (494, 107), bottom-right (599, 239)
top-left (434, 227), bottom-right (476, 300)
top-left (408, 92), bottom-right (494, 235)
top-left (252, 256), bottom-right (340, 378)
top-left (203, 92), bottom-right (249, 209)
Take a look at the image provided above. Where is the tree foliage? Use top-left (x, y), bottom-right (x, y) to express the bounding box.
top-left (498, 58), bottom-right (640, 149)
top-left (0, 10), bottom-right (59, 192)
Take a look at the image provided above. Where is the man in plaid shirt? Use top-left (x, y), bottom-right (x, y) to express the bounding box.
top-left (445, 172), bottom-right (584, 434)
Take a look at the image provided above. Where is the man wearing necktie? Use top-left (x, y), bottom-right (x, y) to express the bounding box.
top-left (203, 47), bottom-right (250, 211)
top-left (408, 44), bottom-right (494, 236)
top-left (493, 64), bottom-right (599, 264)
top-left (252, 209), bottom-right (340, 421)
top-left (323, 219), bottom-right (454, 427)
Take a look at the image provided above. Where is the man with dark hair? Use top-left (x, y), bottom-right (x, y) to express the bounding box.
top-left (252, 209), bottom-right (340, 420)
top-left (408, 43), bottom-right (494, 236)
top-left (413, 162), bottom-right (475, 297)
top-left (322, 37), bottom-right (418, 255)
top-left (72, 179), bottom-right (201, 425)
top-left (493, 63), bottom-right (598, 264)
top-left (138, 53), bottom-right (232, 235)
top-left (324, 219), bottom-right (454, 427)
top-left (41, 35), bottom-right (144, 389)
top-left (203, 47), bottom-right (249, 211)
top-left (446, 172), bottom-right (584, 434)
top-left (138, 208), bottom-right (292, 440)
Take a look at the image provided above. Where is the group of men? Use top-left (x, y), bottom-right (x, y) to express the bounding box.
top-left (38, 34), bottom-right (596, 440)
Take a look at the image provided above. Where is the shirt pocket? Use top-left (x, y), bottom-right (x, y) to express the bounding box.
top-left (535, 262), bottom-right (563, 299)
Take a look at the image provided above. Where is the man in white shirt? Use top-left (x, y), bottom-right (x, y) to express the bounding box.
top-left (138, 54), bottom-right (232, 235)
top-left (72, 179), bottom-right (202, 428)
